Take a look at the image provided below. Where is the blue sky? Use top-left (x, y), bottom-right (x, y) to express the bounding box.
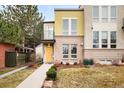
top-left (38, 5), bottom-right (79, 21)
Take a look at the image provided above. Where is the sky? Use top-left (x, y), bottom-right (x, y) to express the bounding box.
top-left (38, 5), bottom-right (79, 21)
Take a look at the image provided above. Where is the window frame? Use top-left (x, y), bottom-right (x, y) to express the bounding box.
top-left (70, 44), bottom-right (77, 59)
top-left (62, 44), bottom-right (69, 59)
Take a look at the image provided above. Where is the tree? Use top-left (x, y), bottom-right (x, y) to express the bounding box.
top-left (1, 5), bottom-right (44, 63)
top-left (0, 15), bottom-right (21, 45)
top-left (1, 5), bottom-right (44, 47)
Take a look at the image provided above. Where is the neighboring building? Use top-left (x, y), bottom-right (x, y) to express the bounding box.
top-left (0, 43), bottom-right (15, 68)
top-left (54, 8), bottom-right (84, 64)
top-left (41, 21), bottom-right (55, 63)
top-left (82, 5), bottom-right (124, 64)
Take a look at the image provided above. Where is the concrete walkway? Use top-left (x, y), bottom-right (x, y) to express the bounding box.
top-left (0, 66), bottom-right (28, 79)
top-left (17, 64), bottom-right (53, 88)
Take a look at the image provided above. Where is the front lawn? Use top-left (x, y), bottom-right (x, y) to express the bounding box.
top-left (0, 67), bottom-right (35, 88)
top-left (53, 66), bottom-right (124, 88)
top-left (0, 66), bottom-right (20, 75)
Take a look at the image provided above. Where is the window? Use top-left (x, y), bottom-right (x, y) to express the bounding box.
top-left (93, 31), bottom-right (99, 48)
top-left (110, 31), bottom-right (116, 48)
top-left (62, 18), bottom-right (77, 35)
top-left (102, 31), bottom-right (108, 48)
top-left (44, 25), bottom-right (54, 39)
top-left (62, 44), bottom-right (69, 58)
top-left (111, 6), bottom-right (117, 22)
top-left (92, 6), bottom-right (117, 22)
top-left (92, 6), bottom-right (99, 22)
top-left (71, 19), bottom-right (77, 35)
top-left (102, 6), bottom-right (108, 22)
top-left (62, 19), bottom-right (69, 35)
top-left (71, 44), bottom-right (77, 58)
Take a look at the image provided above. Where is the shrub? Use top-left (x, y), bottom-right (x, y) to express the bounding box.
top-left (46, 68), bottom-right (57, 80)
top-left (74, 62), bottom-right (77, 65)
top-left (112, 60), bottom-right (119, 66)
top-left (66, 62), bottom-right (69, 65)
top-left (83, 59), bottom-right (94, 66)
top-left (51, 65), bottom-right (57, 71)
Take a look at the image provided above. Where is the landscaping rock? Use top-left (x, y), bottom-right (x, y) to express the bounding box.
top-left (43, 80), bottom-right (53, 88)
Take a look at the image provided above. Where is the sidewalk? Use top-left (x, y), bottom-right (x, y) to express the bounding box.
top-left (0, 66), bottom-right (28, 79)
top-left (17, 64), bottom-right (53, 88)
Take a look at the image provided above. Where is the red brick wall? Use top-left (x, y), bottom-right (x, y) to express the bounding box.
top-left (0, 43), bottom-right (15, 68)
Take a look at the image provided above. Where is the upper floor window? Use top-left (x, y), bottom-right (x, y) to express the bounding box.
top-left (71, 19), bottom-right (77, 35)
top-left (44, 25), bottom-right (54, 39)
top-left (62, 19), bottom-right (69, 35)
top-left (92, 6), bottom-right (99, 22)
top-left (62, 18), bottom-right (77, 35)
top-left (102, 6), bottom-right (108, 22)
top-left (92, 6), bottom-right (117, 22)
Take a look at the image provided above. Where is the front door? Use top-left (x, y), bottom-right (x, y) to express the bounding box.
top-left (44, 45), bottom-right (53, 63)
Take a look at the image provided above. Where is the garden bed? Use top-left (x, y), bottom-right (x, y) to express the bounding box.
top-left (52, 66), bottom-right (124, 88)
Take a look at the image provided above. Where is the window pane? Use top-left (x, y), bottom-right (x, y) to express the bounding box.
top-left (111, 6), bottom-right (116, 18)
top-left (71, 44), bottom-right (77, 54)
top-left (93, 6), bottom-right (99, 18)
top-left (71, 19), bottom-right (77, 35)
top-left (102, 31), bottom-right (108, 43)
top-left (111, 31), bottom-right (116, 43)
top-left (63, 44), bottom-right (69, 54)
top-left (71, 55), bottom-right (77, 58)
top-left (102, 6), bottom-right (108, 18)
top-left (111, 45), bottom-right (116, 48)
top-left (62, 19), bottom-right (69, 35)
top-left (93, 44), bottom-right (99, 48)
top-left (93, 31), bottom-right (99, 43)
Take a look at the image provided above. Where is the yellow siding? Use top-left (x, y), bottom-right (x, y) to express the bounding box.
top-left (55, 11), bottom-right (84, 36)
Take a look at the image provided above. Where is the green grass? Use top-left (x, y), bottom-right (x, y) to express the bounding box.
top-left (54, 66), bottom-right (124, 88)
top-left (0, 68), bottom-right (35, 88)
top-left (0, 67), bottom-right (19, 75)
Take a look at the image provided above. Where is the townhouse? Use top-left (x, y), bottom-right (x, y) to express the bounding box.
top-left (41, 5), bottom-right (124, 64)
top-left (82, 5), bottom-right (124, 64)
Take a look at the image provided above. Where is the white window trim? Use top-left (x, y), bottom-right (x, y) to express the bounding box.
top-left (62, 17), bottom-right (78, 36)
top-left (92, 31), bottom-right (117, 49)
top-left (92, 6), bottom-right (117, 23)
top-left (62, 44), bottom-right (78, 59)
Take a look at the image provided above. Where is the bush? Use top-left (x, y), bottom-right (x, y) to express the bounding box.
top-left (51, 65), bottom-right (57, 71)
top-left (46, 68), bottom-right (57, 80)
top-left (66, 62), bottom-right (69, 65)
top-left (83, 59), bottom-right (94, 66)
top-left (112, 60), bottom-right (119, 66)
top-left (74, 62), bottom-right (77, 65)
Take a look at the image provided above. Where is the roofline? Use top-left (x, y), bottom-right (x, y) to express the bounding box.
top-left (43, 21), bottom-right (54, 23)
top-left (54, 8), bottom-right (84, 11)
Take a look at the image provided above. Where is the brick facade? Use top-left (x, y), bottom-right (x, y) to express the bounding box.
top-left (0, 43), bottom-right (15, 68)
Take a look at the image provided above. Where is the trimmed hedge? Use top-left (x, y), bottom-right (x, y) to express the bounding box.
top-left (83, 59), bottom-right (94, 66)
top-left (46, 65), bottom-right (57, 80)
